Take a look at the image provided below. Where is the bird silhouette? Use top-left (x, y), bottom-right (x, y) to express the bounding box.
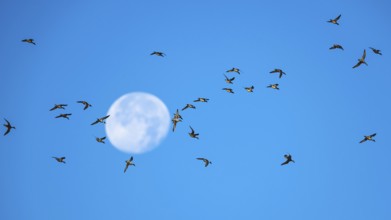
top-left (369, 47), bottom-right (382, 55)
top-left (21, 38), bottom-right (36, 45)
top-left (281, 154), bottom-right (295, 166)
top-left (50, 104), bottom-right (67, 111)
top-left (182, 104), bottom-right (196, 111)
top-left (91, 115), bottom-right (110, 125)
top-left (124, 156), bottom-right (135, 173)
top-left (3, 119), bottom-right (15, 136)
top-left (222, 88), bottom-right (234, 93)
top-left (52, 157), bottom-right (66, 163)
top-left (329, 44), bottom-right (344, 50)
top-left (267, 84), bottom-right (279, 90)
top-left (197, 158), bottom-right (212, 167)
top-left (223, 74), bottom-right (235, 84)
top-left (55, 113), bottom-right (72, 120)
top-left (150, 51), bottom-right (165, 57)
top-left (244, 86), bottom-right (254, 92)
top-left (226, 68), bottom-right (240, 74)
top-left (194, 98), bottom-right (209, 102)
top-left (270, 69), bottom-right (286, 78)
top-left (77, 101), bottom-right (92, 110)
top-left (188, 126), bottom-right (199, 139)
top-left (327, 14), bottom-right (341, 25)
top-left (352, 49), bottom-right (367, 68)
top-left (359, 133), bottom-right (376, 143)
top-left (96, 136), bottom-right (106, 144)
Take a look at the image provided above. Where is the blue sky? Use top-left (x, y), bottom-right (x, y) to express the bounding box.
top-left (1, 0), bottom-right (391, 219)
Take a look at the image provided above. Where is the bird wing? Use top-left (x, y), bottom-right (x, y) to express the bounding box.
top-left (50, 106), bottom-right (57, 111)
top-left (190, 126), bottom-right (194, 133)
top-left (281, 160), bottom-right (289, 166)
top-left (196, 158), bottom-right (205, 161)
top-left (83, 104), bottom-right (89, 110)
top-left (370, 133), bottom-right (377, 137)
top-left (182, 105), bottom-right (188, 111)
top-left (124, 164), bottom-right (129, 173)
top-left (101, 115), bottom-right (110, 120)
top-left (130, 156), bottom-right (133, 162)
top-left (91, 120), bottom-right (99, 125)
top-left (102, 137), bottom-right (106, 140)
top-left (359, 138), bottom-right (366, 143)
top-left (4, 127), bottom-right (11, 135)
top-left (352, 61), bottom-right (361, 68)
top-left (362, 49), bottom-right (366, 59)
top-left (335, 14), bottom-right (341, 21)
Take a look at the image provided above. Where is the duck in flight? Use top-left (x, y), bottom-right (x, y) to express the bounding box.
top-left (226, 68), bottom-right (240, 74)
top-left (270, 69), bottom-right (286, 78)
top-left (194, 98), bottom-right (209, 102)
top-left (222, 88), bottom-right (234, 94)
top-left (124, 156), bottom-right (135, 173)
top-left (50, 104), bottom-right (67, 111)
top-left (3, 119), bottom-right (15, 136)
top-left (267, 84), bottom-right (279, 90)
top-left (55, 113), bottom-right (72, 120)
top-left (91, 115), bottom-right (110, 125)
top-left (77, 101), bottom-right (92, 110)
top-left (53, 157), bottom-right (66, 164)
top-left (96, 136), bottom-right (106, 144)
top-left (359, 133), bottom-right (376, 143)
top-left (327, 14), bottom-right (341, 25)
top-left (369, 47), bottom-right (382, 55)
top-left (182, 104), bottom-right (196, 111)
top-left (188, 126), bottom-right (199, 139)
top-left (21, 38), bottom-right (36, 45)
top-left (281, 154), bottom-right (295, 166)
top-left (197, 158), bottom-right (212, 167)
top-left (223, 74), bottom-right (235, 84)
top-left (150, 51), bottom-right (165, 57)
top-left (329, 44), bottom-right (344, 50)
top-left (352, 49), bottom-right (367, 68)
top-left (244, 86), bottom-right (254, 92)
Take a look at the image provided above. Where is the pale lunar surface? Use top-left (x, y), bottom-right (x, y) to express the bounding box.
top-left (105, 92), bottom-right (170, 154)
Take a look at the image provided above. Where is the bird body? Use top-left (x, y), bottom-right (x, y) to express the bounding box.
top-left (3, 119), bottom-right (15, 136)
top-left (50, 104), bottom-right (67, 111)
top-left (91, 115), bottom-right (110, 125)
top-left (77, 101), bottom-right (92, 110)
top-left (96, 136), bottom-right (106, 144)
top-left (327, 14), bottom-right (341, 25)
top-left (270, 69), bottom-right (286, 78)
top-left (188, 126), bottom-right (199, 139)
top-left (226, 68), bottom-right (240, 74)
top-left (359, 133), bottom-right (376, 143)
top-left (53, 157), bottom-right (66, 163)
top-left (281, 154), bottom-right (295, 166)
top-left (267, 84), bottom-right (279, 90)
top-left (124, 156), bottom-right (135, 173)
top-left (194, 98), bottom-right (209, 102)
top-left (244, 86), bottom-right (254, 92)
top-left (330, 44), bottom-right (344, 50)
top-left (55, 113), bottom-right (72, 120)
top-left (353, 49), bottom-right (367, 68)
top-left (222, 88), bottom-right (234, 93)
top-left (182, 104), bottom-right (196, 111)
top-left (197, 158), bottom-right (212, 167)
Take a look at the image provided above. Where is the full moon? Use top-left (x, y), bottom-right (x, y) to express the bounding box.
top-left (105, 92), bottom-right (170, 154)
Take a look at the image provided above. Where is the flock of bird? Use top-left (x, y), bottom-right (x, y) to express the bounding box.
top-left (2, 14), bottom-right (382, 172)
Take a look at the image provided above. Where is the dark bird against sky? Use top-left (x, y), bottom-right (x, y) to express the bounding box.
top-left (3, 118), bottom-right (15, 136)
top-left (327, 14), bottom-right (341, 25)
top-left (352, 49), bottom-right (368, 68)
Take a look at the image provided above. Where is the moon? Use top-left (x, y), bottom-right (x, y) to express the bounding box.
top-left (105, 92), bottom-right (170, 154)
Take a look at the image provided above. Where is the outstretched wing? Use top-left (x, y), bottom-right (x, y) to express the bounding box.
top-left (352, 61), bottom-right (361, 69)
top-left (101, 115), bottom-right (110, 120)
top-left (359, 138), bottom-right (366, 143)
top-left (362, 49), bottom-right (366, 59)
top-left (335, 14), bottom-right (341, 21)
top-left (370, 133), bottom-right (376, 138)
top-left (91, 120), bottom-right (99, 125)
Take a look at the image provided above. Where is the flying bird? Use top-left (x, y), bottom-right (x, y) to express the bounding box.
top-left (182, 104), bottom-right (196, 111)
top-left (77, 101), bottom-right (92, 110)
top-left (267, 84), bottom-right (280, 90)
top-left (96, 136), bottom-right (106, 144)
top-left (172, 117), bottom-right (182, 132)
top-left (194, 98), bottom-right (209, 102)
top-left (52, 157), bottom-right (66, 163)
top-left (270, 69), bottom-right (286, 78)
top-left (281, 154), bottom-right (295, 166)
top-left (223, 74), bottom-right (235, 84)
top-left (226, 68), bottom-right (240, 74)
top-left (327, 14), bottom-right (341, 25)
top-left (50, 104), bottom-right (67, 111)
top-left (197, 158), bottom-right (212, 167)
top-left (150, 51), bottom-right (165, 57)
top-left (188, 126), bottom-right (199, 139)
top-left (329, 44), bottom-right (344, 50)
top-left (222, 88), bottom-right (234, 93)
top-left (359, 133), bottom-right (376, 143)
top-left (352, 49), bottom-right (368, 68)
top-left (244, 86), bottom-right (254, 92)
top-left (21, 38), bottom-right (36, 45)
top-left (124, 156), bottom-right (135, 173)
top-left (55, 113), bottom-right (72, 120)
top-left (91, 115), bottom-right (110, 125)
top-left (3, 119), bottom-right (15, 136)
top-left (173, 109), bottom-right (183, 120)
top-left (369, 47), bottom-right (382, 55)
